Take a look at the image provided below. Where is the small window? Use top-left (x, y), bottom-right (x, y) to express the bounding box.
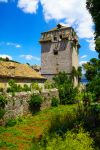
top-left (53, 49), bottom-right (58, 55)
top-left (60, 35), bottom-right (62, 40)
top-left (54, 36), bottom-right (57, 41)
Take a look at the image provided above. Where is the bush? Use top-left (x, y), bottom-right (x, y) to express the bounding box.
top-left (0, 88), bottom-right (3, 92)
top-left (0, 94), bottom-right (7, 108)
top-left (23, 84), bottom-right (31, 92)
top-left (86, 74), bottom-right (100, 101)
top-left (7, 79), bottom-right (23, 93)
top-left (51, 97), bottom-right (60, 107)
top-left (0, 109), bottom-right (6, 119)
top-left (32, 129), bottom-right (94, 150)
top-left (31, 82), bottom-right (42, 93)
top-left (29, 93), bottom-right (43, 113)
top-left (53, 72), bottom-right (78, 104)
top-left (44, 80), bottom-right (53, 89)
top-left (5, 119), bottom-right (17, 127)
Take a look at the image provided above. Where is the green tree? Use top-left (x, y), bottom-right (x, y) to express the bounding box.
top-left (86, 74), bottom-right (100, 101)
top-left (53, 72), bottom-right (78, 104)
top-left (77, 66), bottom-right (82, 83)
top-left (83, 58), bottom-right (100, 81)
top-left (86, 0), bottom-right (100, 57)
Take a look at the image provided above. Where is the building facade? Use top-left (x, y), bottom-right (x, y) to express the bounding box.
top-left (40, 24), bottom-right (80, 85)
top-left (0, 61), bottom-right (45, 90)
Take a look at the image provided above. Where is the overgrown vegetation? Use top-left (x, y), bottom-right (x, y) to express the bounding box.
top-left (7, 79), bottom-right (31, 93)
top-left (31, 82), bottom-right (42, 93)
top-left (51, 97), bottom-right (60, 107)
top-left (53, 72), bottom-right (78, 104)
top-left (0, 94), bottom-right (7, 119)
top-left (29, 93), bottom-right (43, 113)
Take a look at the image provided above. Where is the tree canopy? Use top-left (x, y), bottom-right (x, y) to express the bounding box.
top-left (86, 0), bottom-right (100, 57)
top-left (83, 58), bottom-right (100, 81)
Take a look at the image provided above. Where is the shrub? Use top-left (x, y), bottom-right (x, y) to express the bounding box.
top-left (5, 119), bottom-right (17, 127)
top-left (29, 93), bottom-right (43, 113)
top-left (0, 94), bottom-right (7, 108)
top-left (31, 82), bottom-right (42, 93)
top-left (32, 129), bottom-right (94, 150)
top-left (23, 84), bottom-right (31, 92)
top-left (51, 97), bottom-right (60, 107)
top-left (0, 109), bottom-right (6, 119)
top-left (7, 79), bottom-right (23, 93)
top-left (53, 72), bottom-right (78, 104)
top-left (44, 80), bottom-right (53, 89)
top-left (0, 88), bottom-right (3, 92)
top-left (86, 75), bottom-right (100, 101)
top-left (82, 92), bottom-right (95, 107)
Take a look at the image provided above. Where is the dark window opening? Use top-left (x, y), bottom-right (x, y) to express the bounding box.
top-left (60, 35), bottom-right (62, 40)
top-left (54, 36), bottom-right (57, 41)
top-left (53, 49), bottom-right (58, 55)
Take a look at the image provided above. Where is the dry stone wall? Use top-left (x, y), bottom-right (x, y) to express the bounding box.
top-left (2, 89), bottom-right (59, 124)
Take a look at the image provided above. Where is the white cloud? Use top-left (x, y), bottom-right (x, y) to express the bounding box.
top-left (80, 55), bottom-right (87, 59)
top-left (6, 42), bottom-right (21, 48)
top-left (20, 55), bottom-right (40, 61)
top-left (40, 0), bottom-right (94, 39)
top-left (17, 0), bottom-right (39, 14)
top-left (0, 42), bottom-right (22, 48)
top-left (86, 38), bottom-right (95, 51)
top-left (0, 54), bottom-right (12, 60)
top-left (79, 60), bottom-right (87, 66)
top-left (17, 0), bottom-right (94, 45)
top-left (0, 0), bottom-right (8, 3)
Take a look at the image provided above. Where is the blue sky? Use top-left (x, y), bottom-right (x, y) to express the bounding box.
top-left (0, 0), bottom-right (98, 66)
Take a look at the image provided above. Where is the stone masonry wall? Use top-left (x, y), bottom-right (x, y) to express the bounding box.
top-left (2, 89), bottom-right (59, 124)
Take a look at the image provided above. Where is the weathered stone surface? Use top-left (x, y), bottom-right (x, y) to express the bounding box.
top-left (40, 25), bottom-right (79, 86)
top-left (2, 89), bottom-right (59, 124)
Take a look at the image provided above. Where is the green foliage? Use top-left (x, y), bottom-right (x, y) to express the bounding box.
top-left (0, 109), bottom-right (6, 119)
top-left (51, 97), bottom-right (60, 107)
top-left (75, 92), bottom-right (84, 102)
top-left (0, 94), bottom-right (7, 119)
top-left (0, 94), bottom-right (7, 108)
top-left (53, 72), bottom-right (78, 104)
top-left (86, 74), bottom-right (100, 101)
top-left (0, 141), bottom-right (17, 149)
top-left (86, 0), bottom-right (100, 57)
top-left (23, 84), bottom-right (31, 92)
top-left (44, 80), bottom-right (53, 89)
top-left (7, 80), bottom-right (31, 93)
top-left (83, 92), bottom-right (96, 106)
top-left (7, 79), bottom-right (22, 93)
top-left (29, 93), bottom-right (43, 113)
top-left (83, 58), bottom-right (100, 81)
top-left (53, 71), bottom-right (69, 85)
top-left (31, 82), bottom-right (42, 93)
top-left (70, 66), bottom-right (77, 81)
top-left (32, 129), bottom-right (94, 150)
top-left (5, 119), bottom-right (17, 127)
top-left (48, 109), bottom-right (77, 136)
top-left (0, 88), bottom-right (3, 92)
top-left (70, 66), bottom-right (82, 83)
top-left (77, 66), bottom-right (82, 83)
top-left (95, 37), bottom-right (100, 56)
top-left (86, 0), bottom-right (100, 37)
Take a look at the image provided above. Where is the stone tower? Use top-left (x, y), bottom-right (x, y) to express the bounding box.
top-left (40, 24), bottom-right (80, 85)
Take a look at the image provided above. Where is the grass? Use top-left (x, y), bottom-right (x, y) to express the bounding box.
top-left (0, 105), bottom-right (77, 150)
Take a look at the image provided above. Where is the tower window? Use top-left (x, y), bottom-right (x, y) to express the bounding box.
top-left (54, 36), bottom-right (57, 41)
top-left (53, 49), bottom-right (58, 55)
top-left (60, 35), bottom-right (62, 40)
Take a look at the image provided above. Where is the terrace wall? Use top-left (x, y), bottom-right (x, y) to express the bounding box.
top-left (1, 89), bottom-right (59, 125)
